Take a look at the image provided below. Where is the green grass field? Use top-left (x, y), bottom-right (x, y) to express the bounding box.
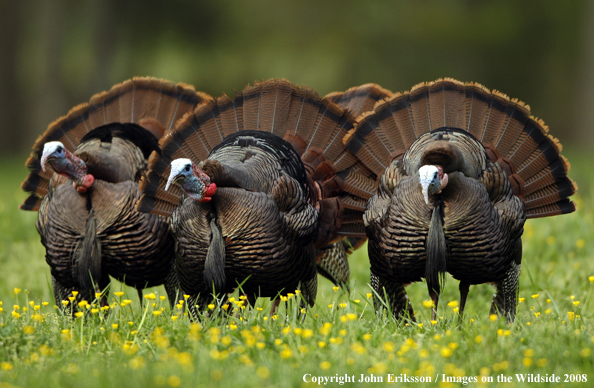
top-left (0, 150), bottom-right (592, 387)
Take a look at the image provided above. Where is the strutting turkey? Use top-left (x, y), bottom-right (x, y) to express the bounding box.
top-left (20, 77), bottom-right (211, 307)
top-left (137, 79), bottom-right (375, 314)
top-left (343, 78), bottom-right (577, 322)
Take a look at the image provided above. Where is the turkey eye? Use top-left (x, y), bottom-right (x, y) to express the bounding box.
top-left (185, 165), bottom-right (191, 172)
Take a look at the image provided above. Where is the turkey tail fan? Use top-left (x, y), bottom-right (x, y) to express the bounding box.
top-left (138, 79), bottom-right (374, 244)
top-left (20, 77), bottom-right (211, 211)
top-left (343, 78), bottom-right (576, 218)
top-left (326, 83), bottom-right (392, 118)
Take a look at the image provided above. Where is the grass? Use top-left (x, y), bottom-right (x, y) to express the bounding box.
top-left (0, 149), bottom-right (593, 387)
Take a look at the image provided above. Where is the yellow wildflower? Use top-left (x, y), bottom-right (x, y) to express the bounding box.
top-left (167, 375), bottom-right (181, 386)
top-left (280, 348), bottom-right (292, 359)
top-left (440, 347), bottom-right (452, 357)
top-left (1, 362), bottom-right (13, 371)
top-left (256, 366), bottom-right (270, 379)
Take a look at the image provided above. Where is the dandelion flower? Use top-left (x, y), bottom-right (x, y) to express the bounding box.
top-left (440, 347), bottom-right (452, 357)
top-left (280, 348), bottom-right (292, 359)
top-left (320, 361), bottom-right (331, 370)
top-left (1, 362), bottom-right (13, 371)
top-left (256, 366), bottom-right (270, 379)
top-left (576, 239), bottom-right (585, 249)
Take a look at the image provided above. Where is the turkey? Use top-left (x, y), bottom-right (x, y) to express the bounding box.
top-left (343, 78), bottom-right (577, 322)
top-left (137, 79), bottom-right (375, 314)
top-left (21, 77), bottom-right (211, 307)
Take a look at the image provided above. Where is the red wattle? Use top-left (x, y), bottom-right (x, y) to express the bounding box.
top-left (204, 183), bottom-right (217, 197)
top-left (74, 174), bottom-right (95, 193)
top-left (82, 174), bottom-right (95, 188)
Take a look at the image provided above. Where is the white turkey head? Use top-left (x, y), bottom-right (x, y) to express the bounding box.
top-left (166, 158), bottom-right (217, 202)
top-left (41, 141), bottom-right (95, 193)
top-left (419, 165), bottom-right (448, 205)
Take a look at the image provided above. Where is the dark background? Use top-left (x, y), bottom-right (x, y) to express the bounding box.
top-left (1, 0), bottom-right (592, 156)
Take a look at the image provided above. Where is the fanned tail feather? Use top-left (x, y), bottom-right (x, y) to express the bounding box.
top-left (137, 79), bottom-right (372, 249)
top-left (343, 78), bottom-right (576, 218)
top-left (21, 77), bottom-right (210, 211)
top-left (326, 83), bottom-right (391, 118)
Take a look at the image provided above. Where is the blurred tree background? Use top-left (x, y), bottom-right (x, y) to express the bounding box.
top-left (0, 0), bottom-right (592, 157)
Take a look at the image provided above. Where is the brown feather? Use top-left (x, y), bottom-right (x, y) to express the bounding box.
top-left (21, 77), bottom-right (210, 211)
top-left (343, 78), bottom-right (576, 218)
